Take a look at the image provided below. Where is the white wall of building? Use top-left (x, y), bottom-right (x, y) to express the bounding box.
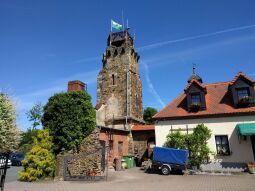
top-left (96, 105), bottom-right (106, 126)
top-left (155, 115), bottom-right (255, 163)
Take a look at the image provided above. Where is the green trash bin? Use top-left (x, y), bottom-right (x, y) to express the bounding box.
top-left (123, 155), bottom-right (134, 169)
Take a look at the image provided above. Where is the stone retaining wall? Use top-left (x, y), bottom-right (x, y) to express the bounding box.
top-left (55, 129), bottom-right (104, 180)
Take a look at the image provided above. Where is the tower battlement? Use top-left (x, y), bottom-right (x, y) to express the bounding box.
top-left (107, 29), bottom-right (133, 46)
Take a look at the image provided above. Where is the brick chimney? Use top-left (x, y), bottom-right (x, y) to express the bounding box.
top-left (67, 80), bottom-right (86, 92)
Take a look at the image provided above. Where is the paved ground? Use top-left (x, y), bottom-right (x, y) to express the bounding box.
top-left (6, 166), bottom-right (21, 183)
top-left (4, 168), bottom-right (255, 191)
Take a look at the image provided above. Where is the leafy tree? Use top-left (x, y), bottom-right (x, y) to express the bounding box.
top-left (143, 107), bottom-right (157, 124)
top-left (164, 123), bottom-right (212, 168)
top-left (18, 129), bottom-right (39, 154)
top-left (26, 102), bottom-right (43, 130)
top-left (18, 103), bottom-right (43, 154)
top-left (42, 91), bottom-right (96, 154)
top-left (0, 93), bottom-right (20, 153)
top-left (19, 129), bottom-right (55, 182)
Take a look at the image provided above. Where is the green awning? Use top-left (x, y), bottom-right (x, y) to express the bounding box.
top-left (237, 123), bottom-right (255, 136)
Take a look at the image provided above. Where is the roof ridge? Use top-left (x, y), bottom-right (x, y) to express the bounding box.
top-left (184, 79), bottom-right (206, 93)
top-left (229, 72), bottom-right (254, 85)
top-left (204, 81), bottom-right (230, 86)
top-left (153, 93), bottom-right (184, 118)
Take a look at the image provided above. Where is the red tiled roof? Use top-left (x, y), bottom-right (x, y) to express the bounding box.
top-left (154, 75), bottom-right (255, 120)
top-left (184, 79), bottom-right (206, 93)
top-left (95, 102), bottom-right (105, 110)
top-left (132, 124), bottom-right (155, 131)
top-left (229, 72), bottom-right (254, 86)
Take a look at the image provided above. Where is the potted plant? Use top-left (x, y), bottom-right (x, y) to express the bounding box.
top-left (238, 96), bottom-right (252, 107)
top-left (190, 103), bottom-right (201, 111)
top-left (247, 162), bottom-right (255, 174)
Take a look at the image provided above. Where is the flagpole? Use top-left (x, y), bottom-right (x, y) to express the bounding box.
top-left (122, 10), bottom-right (124, 31)
top-left (110, 19), bottom-right (112, 46)
top-left (111, 19), bottom-right (112, 32)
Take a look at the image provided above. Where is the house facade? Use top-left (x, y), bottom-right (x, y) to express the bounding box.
top-left (154, 71), bottom-right (255, 166)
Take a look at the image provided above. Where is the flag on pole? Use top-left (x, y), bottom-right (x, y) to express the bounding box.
top-left (111, 20), bottom-right (122, 31)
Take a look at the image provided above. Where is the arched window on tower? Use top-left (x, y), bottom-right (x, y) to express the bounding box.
top-left (112, 74), bottom-right (115, 85)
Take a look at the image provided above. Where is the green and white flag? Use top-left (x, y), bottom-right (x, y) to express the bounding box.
top-left (111, 20), bottom-right (122, 31)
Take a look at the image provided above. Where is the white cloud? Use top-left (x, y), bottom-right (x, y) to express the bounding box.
top-left (20, 70), bottom-right (98, 98)
top-left (138, 24), bottom-right (255, 51)
top-left (15, 69), bottom-right (99, 130)
top-left (140, 34), bottom-right (255, 69)
top-left (140, 61), bottom-right (165, 108)
top-left (17, 69), bottom-right (98, 112)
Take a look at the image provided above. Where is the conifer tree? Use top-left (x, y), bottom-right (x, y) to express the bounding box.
top-left (19, 129), bottom-right (55, 182)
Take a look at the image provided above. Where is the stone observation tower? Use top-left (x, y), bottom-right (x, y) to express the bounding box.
top-left (96, 29), bottom-right (143, 130)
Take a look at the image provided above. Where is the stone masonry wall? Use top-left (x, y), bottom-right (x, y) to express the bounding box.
top-left (55, 129), bottom-right (104, 179)
top-left (67, 129), bottom-right (103, 176)
top-left (97, 33), bottom-right (143, 128)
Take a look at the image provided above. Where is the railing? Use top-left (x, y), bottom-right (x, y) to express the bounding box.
top-left (0, 153), bottom-right (9, 191)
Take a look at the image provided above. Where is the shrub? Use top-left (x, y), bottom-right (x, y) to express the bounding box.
top-left (239, 96), bottom-right (252, 103)
top-left (164, 130), bottom-right (188, 149)
top-left (19, 129), bottom-right (55, 182)
top-left (190, 103), bottom-right (201, 111)
top-left (164, 123), bottom-right (212, 168)
top-left (238, 96), bottom-right (253, 107)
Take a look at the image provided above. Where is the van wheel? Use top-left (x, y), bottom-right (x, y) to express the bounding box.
top-left (161, 165), bottom-right (170, 175)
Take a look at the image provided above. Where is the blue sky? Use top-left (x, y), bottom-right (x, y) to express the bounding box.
top-left (1, 0), bottom-right (255, 130)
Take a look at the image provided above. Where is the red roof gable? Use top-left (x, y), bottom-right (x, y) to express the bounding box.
top-left (132, 125), bottom-right (155, 131)
top-left (154, 75), bottom-right (255, 120)
top-left (184, 79), bottom-right (206, 93)
top-left (229, 71), bottom-right (254, 86)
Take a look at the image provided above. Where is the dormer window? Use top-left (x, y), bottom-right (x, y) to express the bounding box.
top-left (184, 80), bottom-right (207, 112)
top-left (237, 87), bottom-right (250, 100)
top-left (229, 72), bottom-right (255, 107)
top-left (189, 93), bottom-right (203, 111)
top-left (191, 93), bottom-right (201, 104)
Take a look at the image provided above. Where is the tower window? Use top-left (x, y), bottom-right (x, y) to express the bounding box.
top-left (114, 50), bottom-right (118, 57)
top-left (121, 48), bottom-right (125, 55)
top-left (107, 50), bottom-right (111, 57)
top-left (112, 74), bottom-right (115, 85)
